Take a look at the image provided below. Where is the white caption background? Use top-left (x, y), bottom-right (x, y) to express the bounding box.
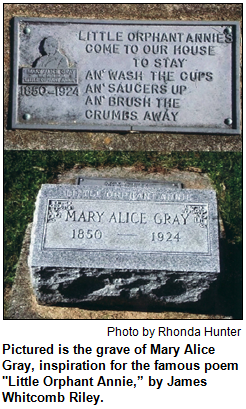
top-left (0, 319), bottom-right (245, 408)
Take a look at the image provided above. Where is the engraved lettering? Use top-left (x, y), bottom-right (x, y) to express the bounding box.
top-left (66, 210), bottom-right (76, 221)
top-left (156, 98), bottom-right (180, 108)
top-left (180, 72), bottom-right (213, 82)
top-left (144, 110), bottom-right (179, 122)
top-left (154, 58), bottom-right (186, 68)
top-left (108, 70), bottom-right (143, 80)
top-left (85, 96), bottom-right (105, 105)
top-left (79, 31), bottom-right (123, 41)
top-left (85, 70), bottom-right (105, 80)
top-left (180, 213), bottom-right (190, 224)
top-left (127, 32), bottom-right (184, 42)
top-left (21, 68), bottom-right (78, 85)
top-left (16, 21), bottom-right (237, 132)
top-left (151, 71), bottom-right (175, 81)
top-left (108, 212), bottom-right (147, 224)
top-left (174, 45), bottom-right (215, 55)
top-left (143, 45), bottom-right (168, 54)
top-left (85, 110), bottom-right (138, 120)
top-left (85, 44), bottom-right (120, 53)
top-left (109, 97), bottom-right (151, 108)
top-left (154, 213), bottom-right (191, 225)
top-left (85, 84), bottom-right (105, 93)
top-left (72, 229), bottom-right (103, 239)
top-left (152, 232), bottom-right (180, 242)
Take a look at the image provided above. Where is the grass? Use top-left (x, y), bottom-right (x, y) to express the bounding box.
top-left (4, 151), bottom-right (242, 287)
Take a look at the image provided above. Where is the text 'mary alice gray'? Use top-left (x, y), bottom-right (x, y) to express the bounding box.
top-left (12, 18), bottom-right (240, 133)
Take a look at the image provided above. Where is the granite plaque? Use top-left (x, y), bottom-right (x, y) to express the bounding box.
top-left (29, 184), bottom-right (220, 273)
top-left (12, 18), bottom-right (240, 133)
top-left (76, 176), bottom-right (182, 188)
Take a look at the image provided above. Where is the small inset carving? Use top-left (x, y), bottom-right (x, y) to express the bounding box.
top-left (182, 205), bottom-right (208, 228)
top-left (34, 37), bottom-right (68, 69)
top-left (21, 37), bottom-right (78, 85)
top-left (47, 200), bottom-right (74, 223)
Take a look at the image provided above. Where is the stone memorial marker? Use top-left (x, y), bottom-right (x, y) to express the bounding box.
top-left (76, 176), bottom-right (182, 188)
top-left (29, 182), bottom-right (220, 307)
top-left (12, 18), bottom-right (240, 133)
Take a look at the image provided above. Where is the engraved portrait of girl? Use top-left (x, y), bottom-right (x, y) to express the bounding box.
top-left (35, 37), bottom-right (68, 68)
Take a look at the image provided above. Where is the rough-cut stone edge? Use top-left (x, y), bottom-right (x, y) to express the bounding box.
top-left (5, 168), bottom-right (232, 319)
top-left (6, 224), bottom-right (232, 320)
top-left (30, 266), bottom-right (219, 307)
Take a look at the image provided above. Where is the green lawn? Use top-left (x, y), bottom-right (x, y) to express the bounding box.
top-left (4, 151), bottom-right (242, 286)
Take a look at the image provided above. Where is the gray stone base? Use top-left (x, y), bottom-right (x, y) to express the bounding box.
top-left (6, 223), bottom-right (240, 319)
top-left (31, 266), bottom-right (218, 311)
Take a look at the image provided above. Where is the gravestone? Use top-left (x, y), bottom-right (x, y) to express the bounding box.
top-left (12, 18), bottom-right (240, 133)
top-left (29, 181), bottom-right (220, 309)
top-left (76, 176), bottom-right (182, 188)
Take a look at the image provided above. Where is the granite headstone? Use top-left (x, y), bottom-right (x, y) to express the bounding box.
top-left (29, 182), bottom-right (220, 308)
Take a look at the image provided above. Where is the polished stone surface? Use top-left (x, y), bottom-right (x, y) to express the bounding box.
top-left (29, 183), bottom-right (220, 273)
